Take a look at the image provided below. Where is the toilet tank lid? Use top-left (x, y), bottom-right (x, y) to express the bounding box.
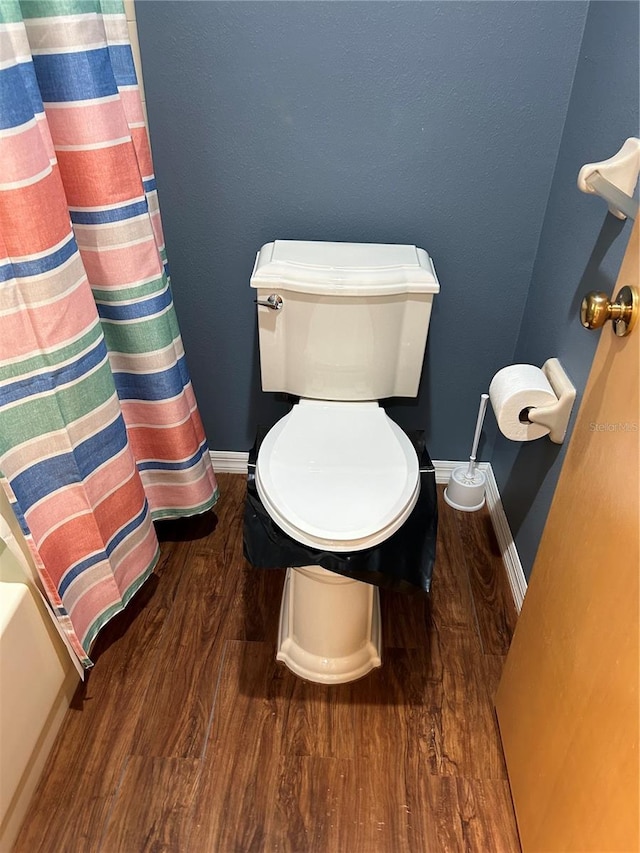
top-left (250, 240), bottom-right (440, 296)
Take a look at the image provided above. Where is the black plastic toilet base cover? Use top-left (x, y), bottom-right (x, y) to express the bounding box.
top-left (243, 426), bottom-right (437, 595)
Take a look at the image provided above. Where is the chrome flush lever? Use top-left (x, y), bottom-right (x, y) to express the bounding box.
top-left (254, 293), bottom-right (283, 310)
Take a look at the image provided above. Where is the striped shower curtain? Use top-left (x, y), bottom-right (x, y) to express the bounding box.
top-left (0, 0), bottom-right (218, 667)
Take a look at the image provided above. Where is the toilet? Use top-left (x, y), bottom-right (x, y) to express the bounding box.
top-left (250, 240), bottom-right (440, 684)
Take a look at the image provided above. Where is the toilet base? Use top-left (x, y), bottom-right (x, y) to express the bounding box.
top-left (277, 566), bottom-right (382, 684)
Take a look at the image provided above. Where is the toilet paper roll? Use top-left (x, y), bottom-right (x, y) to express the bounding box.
top-left (489, 364), bottom-right (557, 441)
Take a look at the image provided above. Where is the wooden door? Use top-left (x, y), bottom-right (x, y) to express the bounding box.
top-left (495, 220), bottom-right (639, 852)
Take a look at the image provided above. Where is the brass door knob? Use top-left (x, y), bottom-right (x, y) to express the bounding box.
top-left (580, 285), bottom-right (638, 337)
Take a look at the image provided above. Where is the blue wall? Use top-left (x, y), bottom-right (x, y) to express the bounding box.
top-left (136, 0), bottom-right (586, 454)
top-left (136, 1), bottom-right (638, 579)
top-left (492, 0), bottom-right (639, 578)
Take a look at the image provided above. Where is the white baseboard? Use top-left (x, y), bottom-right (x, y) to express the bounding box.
top-left (482, 465), bottom-right (527, 612)
top-left (209, 452), bottom-right (488, 482)
top-left (209, 451), bottom-right (526, 612)
top-left (431, 458), bottom-right (490, 484)
top-left (210, 450), bottom-right (249, 474)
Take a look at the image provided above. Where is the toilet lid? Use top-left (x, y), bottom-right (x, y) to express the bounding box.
top-left (255, 400), bottom-right (420, 550)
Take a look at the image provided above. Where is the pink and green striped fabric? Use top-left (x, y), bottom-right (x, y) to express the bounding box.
top-left (0, 0), bottom-right (218, 667)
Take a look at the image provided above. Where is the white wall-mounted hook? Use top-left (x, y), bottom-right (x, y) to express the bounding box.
top-left (527, 358), bottom-right (577, 444)
top-left (577, 137), bottom-right (640, 220)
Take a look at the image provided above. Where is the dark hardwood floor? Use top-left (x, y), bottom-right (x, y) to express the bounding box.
top-left (14, 473), bottom-right (520, 852)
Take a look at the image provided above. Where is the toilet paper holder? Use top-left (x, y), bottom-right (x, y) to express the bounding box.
top-left (524, 358), bottom-right (576, 444)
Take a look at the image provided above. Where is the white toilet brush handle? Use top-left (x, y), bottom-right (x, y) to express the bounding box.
top-left (466, 393), bottom-right (489, 478)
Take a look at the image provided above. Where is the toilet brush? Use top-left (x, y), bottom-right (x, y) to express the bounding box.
top-left (444, 393), bottom-right (489, 512)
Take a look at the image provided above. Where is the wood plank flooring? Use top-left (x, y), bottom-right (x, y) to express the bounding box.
top-left (14, 473), bottom-right (520, 852)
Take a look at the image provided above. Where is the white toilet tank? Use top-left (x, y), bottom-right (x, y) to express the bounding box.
top-left (251, 240), bottom-right (440, 400)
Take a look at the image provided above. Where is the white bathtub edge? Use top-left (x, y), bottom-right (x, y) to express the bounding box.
top-left (0, 666), bottom-right (78, 853)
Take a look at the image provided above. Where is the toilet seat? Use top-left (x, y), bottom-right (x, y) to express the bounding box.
top-left (255, 399), bottom-right (420, 552)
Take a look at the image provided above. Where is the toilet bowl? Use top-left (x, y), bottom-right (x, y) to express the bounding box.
top-left (249, 240), bottom-right (440, 683)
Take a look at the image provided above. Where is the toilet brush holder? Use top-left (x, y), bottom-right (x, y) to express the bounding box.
top-left (444, 392), bottom-right (489, 512)
top-left (444, 465), bottom-right (487, 512)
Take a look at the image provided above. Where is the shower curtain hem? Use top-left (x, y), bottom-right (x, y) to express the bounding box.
top-left (83, 543), bottom-right (161, 666)
top-left (149, 487), bottom-right (220, 521)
